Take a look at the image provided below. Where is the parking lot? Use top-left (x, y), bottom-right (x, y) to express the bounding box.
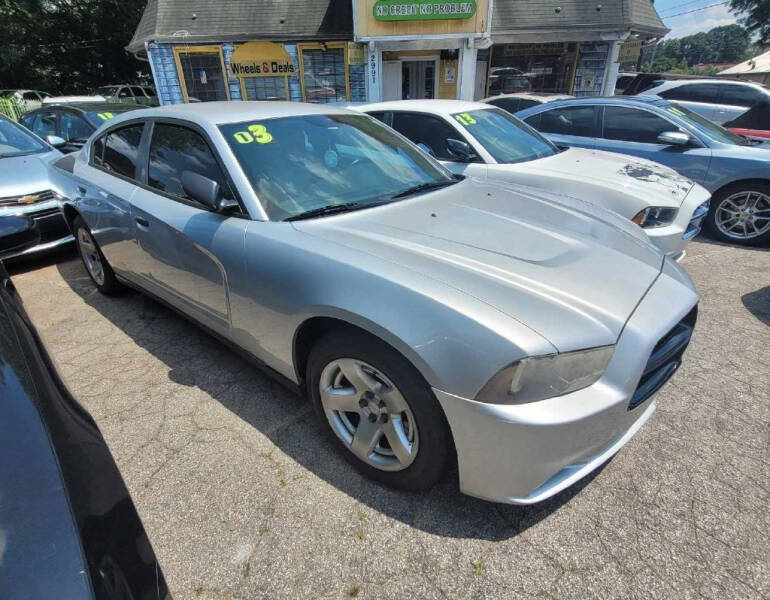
top-left (9, 237), bottom-right (769, 600)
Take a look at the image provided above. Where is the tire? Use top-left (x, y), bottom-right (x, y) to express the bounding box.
top-left (703, 182), bottom-right (770, 246)
top-left (73, 216), bottom-right (122, 295)
top-left (307, 328), bottom-right (451, 491)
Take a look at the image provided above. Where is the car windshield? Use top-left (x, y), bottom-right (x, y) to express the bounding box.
top-left (220, 114), bottom-right (456, 220)
top-left (451, 108), bottom-right (558, 164)
top-left (93, 86), bottom-right (119, 96)
top-left (84, 108), bottom-right (134, 126)
top-left (666, 102), bottom-right (748, 145)
top-left (0, 117), bottom-right (47, 158)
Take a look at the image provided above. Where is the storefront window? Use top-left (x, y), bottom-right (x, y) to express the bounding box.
top-left (174, 46), bottom-right (229, 102)
top-left (489, 43), bottom-right (578, 95)
top-left (243, 76), bottom-right (288, 101)
top-left (299, 43), bottom-right (348, 103)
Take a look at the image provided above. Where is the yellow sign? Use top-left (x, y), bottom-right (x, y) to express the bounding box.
top-left (230, 42), bottom-right (295, 78)
top-left (348, 42), bottom-right (366, 65)
top-left (618, 39), bottom-right (642, 63)
top-left (233, 124), bottom-right (274, 144)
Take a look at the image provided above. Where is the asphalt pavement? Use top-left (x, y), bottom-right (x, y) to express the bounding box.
top-left (9, 236), bottom-right (770, 600)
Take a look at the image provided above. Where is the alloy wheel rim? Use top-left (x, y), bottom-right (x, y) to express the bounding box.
top-left (77, 227), bottom-right (105, 286)
top-left (715, 191), bottom-right (770, 240)
top-left (319, 358), bottom-right (418, 471)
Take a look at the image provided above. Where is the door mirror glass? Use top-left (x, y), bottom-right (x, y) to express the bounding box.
top-left (657, 131), bottom-right (691, 146)
top-left (46, 134), bottom-right (66, 147)
top-left (446, 138), bottom-right (477, 162)
top-left (0, 216), bottom-right (40, 259)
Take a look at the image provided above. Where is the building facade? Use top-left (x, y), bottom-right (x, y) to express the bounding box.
top-left (127, 0), bottom-right (668, 106)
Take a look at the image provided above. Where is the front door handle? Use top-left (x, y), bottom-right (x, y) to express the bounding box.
top-left (134, 216), bottom-right (149, 228)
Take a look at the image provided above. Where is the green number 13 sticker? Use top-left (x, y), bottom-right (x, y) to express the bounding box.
top-left (233, 124), bottom-right (274, 144)
top-left (454, 112), bottom-right (477, 126)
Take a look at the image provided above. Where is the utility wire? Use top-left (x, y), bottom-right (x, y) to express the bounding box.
top-left (662, 1), bottom-right (730, 19)
top-left (658, 0), bottom-right (722, 15)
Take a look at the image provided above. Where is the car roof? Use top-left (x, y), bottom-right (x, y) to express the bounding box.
top-left (104, 101), bottom-right (359, 127)
top-left (25, 102), bottom-right (141, 114)
top-left (515, 95), bottom-right (672, 115)
top-left (358, 99), bottom-right (491, 115)
top-left (481, 92), bottom-right (573, 102)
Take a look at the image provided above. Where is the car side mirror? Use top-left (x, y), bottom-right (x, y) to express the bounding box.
top-left (181, 171), bottom-right (237, 213)
top-left (46, 135), bottom-right (66, 148)
top-left (446, 138), bottom-right (477, 162)
top-left (0, 216), bottom-right (40, 260)
top-left (657, 131), bottom-right (691, 146)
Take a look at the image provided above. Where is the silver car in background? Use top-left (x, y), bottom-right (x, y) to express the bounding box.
top-left (0, 114), bottom-right (72, 258)
top-left (52, 102), bottom-right (698, 504)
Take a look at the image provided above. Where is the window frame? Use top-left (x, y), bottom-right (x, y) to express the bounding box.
top-left (173, 45), bottom-right (231, 103)
top-left (239, 75), bottom-right (290, 102)
top-left (89, 118), bottom-right (148, 182)
top-left (297, 41), bottom-right (350, 103)
top-left (598, 103), bottom-right (704, 147)
top-left (389, 110), bottom-right (482, 163)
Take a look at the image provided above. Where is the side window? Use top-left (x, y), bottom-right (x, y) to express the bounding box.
top-left (659, 83), bottom-right (720, 104)
top-left (102, 124), bottom-right (144, 178)
top-left (117, 87), bottom-right (133, 98)
top-left (22, 91), bottom-right (39, 101)
top-left (129, 86), bottom-right (146, 97)
top-left (148, 123), bottom-right (232, 202)
top-left (537, 106), bottom-right (597, 137)
top-left (31, 112), bottom-right (57, 138)
top-left (390, 112), bottom-right (464, 160)
top-left (60, 113), bottom-right (92, 142)
top-left (144, 88), bottom-right (156, 98)
top-left (517, 99), bottom-right (539, 111)
top-left (718, 84), bottom-right (764, 107)
top-left (92, 136), bottom-right (105, 167)
top-left (19, 114), bottom-right (35, 130)
top-left (523, 113), bottom-right (541, 129)
top-left (603, 106), bottom-right (676, 144)
top-left (366, 111), bottom-right (388, 124)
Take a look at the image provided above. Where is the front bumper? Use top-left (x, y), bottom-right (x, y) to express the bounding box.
top-left (0, 201), bottom-right (73, 259)
top-left (644, 184), bottom-right (711, 259)
top-left (435, 260), bottom-right (698, 504)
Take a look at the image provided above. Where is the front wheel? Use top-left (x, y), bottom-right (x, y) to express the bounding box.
top-left (74, 216), bottom-right (122, 295)
top-left (704, 183), bottom-right (770, 246)
top-left (307, 329), bottom-right (451, 490)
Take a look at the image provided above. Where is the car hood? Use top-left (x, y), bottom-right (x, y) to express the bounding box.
top-left (506, 147), bottom-right (695, 210)
top-left (0, 150), bottom-right (60, 198)
top-left (294, 179), bottom-right (664, 351)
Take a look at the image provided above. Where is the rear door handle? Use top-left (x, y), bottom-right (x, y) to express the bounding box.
top-left (134, 216), bottom-right (149, 228)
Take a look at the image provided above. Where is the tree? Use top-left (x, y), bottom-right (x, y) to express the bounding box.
top-left (731, 0), bottom-right (770, 47)
top-left (641, 23), bottom-right (752, 72)
top-left (0, 0), bottom-right (150, 94)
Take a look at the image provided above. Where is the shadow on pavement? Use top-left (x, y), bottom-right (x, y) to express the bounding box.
top-left (53, 257), bottom-right (604, 542)
top-left (694, 232), bottom-right (770, 253)
top-left (742, 286), bottom-right (770, 326)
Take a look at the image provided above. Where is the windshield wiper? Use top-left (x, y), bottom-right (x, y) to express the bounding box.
top-left (389, 180), bottom-right (457, 199)
top-left (285, 202), bottom-right (366, 221)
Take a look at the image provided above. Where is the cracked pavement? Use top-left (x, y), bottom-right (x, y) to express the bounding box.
top-left (9, 237), bottom-right (770, 600)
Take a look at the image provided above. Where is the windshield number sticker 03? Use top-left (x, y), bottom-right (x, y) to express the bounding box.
top-left (233, 124), bottom-right (274, 145)
top-left (454, 113), bottom-right (477, 126)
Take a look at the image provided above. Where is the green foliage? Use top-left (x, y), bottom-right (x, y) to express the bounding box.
top-left (731, 0), bottom-right (770, 47)
top-left (641, 24), bottom-right (752, 72)
top-left (0, 96), bottom-right (25, 121)
top-left (0, 0), bottom-right (150, 95)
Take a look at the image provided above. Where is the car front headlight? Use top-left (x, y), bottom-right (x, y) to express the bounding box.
top-left (632, 206), bottom-right (677, 228)
top-left (475, 346), bottom-right (614, 405)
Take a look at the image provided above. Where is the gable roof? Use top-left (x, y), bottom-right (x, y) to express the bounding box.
top-left (492, 0), bottom-right (668, 37)
top-left (128, 0), bottom-right (353, 57)
top-left (720, 50), bottom-right (770, 75)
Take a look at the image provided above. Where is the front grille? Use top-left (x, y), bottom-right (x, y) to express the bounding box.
top-left (629, 306), bottom-right (697, 410)
top-left (0, 189), bottom-right (56, 208)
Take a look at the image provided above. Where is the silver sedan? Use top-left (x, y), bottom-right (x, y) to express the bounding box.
top-left (51, 102), bottom-right (698, 504)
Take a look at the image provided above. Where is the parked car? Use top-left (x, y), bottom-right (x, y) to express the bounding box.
top-left (0, 216), bottom-right (170, 600)
top-left (20, 102), bottom-right (142, 153)
top-left (0, 88), bottom-right (52, 111)
top-left (356, 99), bottom-right (710, 260)
top-left (92, 85), bottom-right (159, 106)
top-left (44, 95), bottom-right (107, 105)
top-left (615, 72), bottom-right (637, 95)
top-left (0, 114), bottom-right (72, 258)
top-left (722, 97), bottom-right (770, 141)
top-left (622, 72), bottom-right (713, 96)
top-left (480, 92), bottom-right (573, 114)
top-left (637, 78), bottom-right (770, 125)
top-left (517, 96), bottom-right (770, 245)
top-left (487, 67), bottom-right (532, 95)
top-left (52, 101), bottom-right (698, 504)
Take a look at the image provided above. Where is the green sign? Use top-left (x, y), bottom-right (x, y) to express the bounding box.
top-left (373, 0), bottom-right (476, 21)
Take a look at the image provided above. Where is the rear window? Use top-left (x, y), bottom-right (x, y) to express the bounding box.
top-left (659, 83), bottom-right (721, 104)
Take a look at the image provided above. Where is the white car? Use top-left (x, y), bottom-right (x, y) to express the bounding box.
top-left (356, 100), bottom-right (711, 260)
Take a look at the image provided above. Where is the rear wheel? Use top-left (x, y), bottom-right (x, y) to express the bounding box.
top-left (74, 216), bottom-right (122, 295)
top-left (704, 183), bottom-right (770, 246)
top-left (307, 329), bottom-right (451, 490)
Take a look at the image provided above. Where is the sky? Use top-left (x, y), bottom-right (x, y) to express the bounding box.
top-left (655, 0), bottom-right (741, 39)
